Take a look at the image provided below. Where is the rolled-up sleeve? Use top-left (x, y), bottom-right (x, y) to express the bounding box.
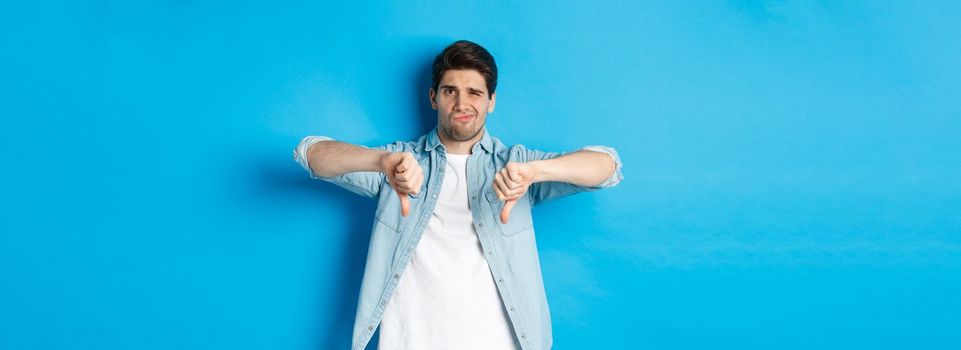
top-left (580, 145), bottom-right (623, 189)
top-left (292, 136), bottom-right (335, 180)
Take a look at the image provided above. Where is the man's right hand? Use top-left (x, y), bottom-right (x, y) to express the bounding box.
top-left (379, 152), bottom-right (424, 217)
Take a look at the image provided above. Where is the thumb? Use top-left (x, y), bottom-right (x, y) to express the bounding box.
top-left (500, 199), bottom-right (516, 224)
top-left (397, 189), bottom-right (410, 217)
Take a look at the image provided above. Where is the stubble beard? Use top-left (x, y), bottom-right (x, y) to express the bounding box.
top-left (441, 116), bottom-right (483, 142)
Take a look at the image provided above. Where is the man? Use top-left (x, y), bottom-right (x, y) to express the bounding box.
top-left (293, 40), bottom-right (622, 350)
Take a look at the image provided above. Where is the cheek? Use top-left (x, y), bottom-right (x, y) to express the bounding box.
top-left (473, 101), bottom-right (487, 112)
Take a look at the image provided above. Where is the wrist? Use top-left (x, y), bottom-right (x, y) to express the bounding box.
top-left (529, 160), bottom-right (551, 183)
top-left (375, 151), bottom-right (393, 174)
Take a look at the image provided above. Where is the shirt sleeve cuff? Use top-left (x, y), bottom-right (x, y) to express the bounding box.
top-left (293, 136), bottom-right (336, 179)
top-left (581, 145), bottom-right (623, 188)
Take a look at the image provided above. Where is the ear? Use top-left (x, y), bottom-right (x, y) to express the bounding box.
top-left (428, 88), bottom-right (437, 110)
top-left (487, 92), bottom-right (496, 113)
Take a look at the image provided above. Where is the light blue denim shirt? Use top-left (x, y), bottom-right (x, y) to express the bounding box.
top-left (293, 128), bottom-right (623, 350)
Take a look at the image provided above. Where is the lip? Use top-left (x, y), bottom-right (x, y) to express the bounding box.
top-left (453, 115), bottom-right (474, 122)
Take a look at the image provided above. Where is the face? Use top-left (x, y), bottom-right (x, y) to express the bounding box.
top-left (430, 69), bottom-right (496, 142)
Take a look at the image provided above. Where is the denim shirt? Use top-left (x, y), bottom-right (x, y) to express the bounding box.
top-left (293, 128), bottom-right (623, 350)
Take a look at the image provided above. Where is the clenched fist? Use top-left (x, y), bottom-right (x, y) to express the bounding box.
top-left (493, 162), bottom-right (538, 224)
top-left (379, 152), bottom-right (423, 217)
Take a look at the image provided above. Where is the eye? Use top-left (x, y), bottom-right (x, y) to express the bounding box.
top-left (470, 91), bottom-right (483, 96)
top-left (444, 88), bottom-right (456, 95)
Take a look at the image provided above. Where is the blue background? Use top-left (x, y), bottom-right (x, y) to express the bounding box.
top-left (2, 1), bottom-right (960, 349)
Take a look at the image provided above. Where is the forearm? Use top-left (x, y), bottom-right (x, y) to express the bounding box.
top-left (306, 140), bottom-right (387, 178)
top-left (529, 150), bottom-right (616, 187)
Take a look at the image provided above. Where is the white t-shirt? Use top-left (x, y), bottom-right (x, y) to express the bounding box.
top-left (379, 153), bottom-right (519, 350)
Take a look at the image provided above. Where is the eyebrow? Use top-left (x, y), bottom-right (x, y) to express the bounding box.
top-left (439, 84), bottom-right (487, 95)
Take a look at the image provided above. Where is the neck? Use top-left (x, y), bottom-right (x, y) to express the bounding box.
top-left (437, 127), bottom-right (484, 155)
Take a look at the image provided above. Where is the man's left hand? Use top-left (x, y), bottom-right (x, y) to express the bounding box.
top-left (493, 162), bottom-right (538, 224)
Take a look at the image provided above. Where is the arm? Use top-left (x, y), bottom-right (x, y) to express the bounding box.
top-left (293, 136), bottom-right (423, 215)
top-left (529, 149), bottom-right (617, 187)
top-left (305, 140), bottom-right (388, 178)
top-left (493, 145), bottom-right (623, 223)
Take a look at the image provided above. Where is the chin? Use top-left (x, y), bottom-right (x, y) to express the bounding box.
top-left (443, 127), bottom-right (476, 142)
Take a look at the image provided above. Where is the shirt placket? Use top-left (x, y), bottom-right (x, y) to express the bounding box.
top-left (467, 149), bottom-right (533, 350)
top-left (357, 149), bottom-right (447, 349)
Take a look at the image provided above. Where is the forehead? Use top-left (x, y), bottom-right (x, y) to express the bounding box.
top-left (439, 69), bottom-right (487, 91)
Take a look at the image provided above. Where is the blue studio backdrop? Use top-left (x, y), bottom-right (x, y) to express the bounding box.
top-left (2, 1), bottom-right (959, 349)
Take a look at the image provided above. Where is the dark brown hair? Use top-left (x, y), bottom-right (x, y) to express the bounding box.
top-left (431, 40), bottom-right (498, 96)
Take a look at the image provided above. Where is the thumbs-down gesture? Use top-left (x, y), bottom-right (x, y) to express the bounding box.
top-left (493, 162), bottom-right (538, 224)
top-left (380, 152), bottom-right (423, 217)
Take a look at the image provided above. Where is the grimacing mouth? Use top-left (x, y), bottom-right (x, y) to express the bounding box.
top-left (450, 109), bottom-right (477, 119)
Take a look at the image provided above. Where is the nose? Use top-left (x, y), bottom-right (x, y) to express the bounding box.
top-left (453, 95), bottom-right (470, 112)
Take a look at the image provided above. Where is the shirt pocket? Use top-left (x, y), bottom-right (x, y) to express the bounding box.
top-left (374, 179), bottom-right (426, 234)
top-left (375, 192), bottom-right (407, 234)
top-left (485, 188), bottom-right (534, 237)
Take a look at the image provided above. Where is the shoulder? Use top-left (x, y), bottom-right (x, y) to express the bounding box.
top-left (489, 137), bottom-right (554, 163)
top-left (375, 135), bottom-right (425, 154)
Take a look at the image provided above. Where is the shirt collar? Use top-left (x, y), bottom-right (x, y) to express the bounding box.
top-left (426, 127), bottom-right (494, 154)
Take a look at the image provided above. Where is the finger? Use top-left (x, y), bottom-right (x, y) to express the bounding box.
top-left (387, 174), bottom-right (400, 189)
top-left (504, 191), bottom-right (525, 201)
top-left (396, 177), bottom-right (417, 194)
top-left (397, 190), bottom-right (410, 217)
top-left (393, 170), bottom-right (408, 183)
top-left (500, 199), bottom-right (516, 224)
top-left (494, 183), bottom-right (507, 201)
top-left (502, 170), bottom-right (522, 192)
top-left (506, 167), bottom-right (522, 183)
top-left (396, 164), bottom-right (419, 184)
top-left (410, 172), bottom-right (424, 195)
top-left (400, 181), bottom-right (420, 195)
top-left (395, 155), bottom-right (409, 173)
top-left (506, 178), bottom-right (521, 192)
top-left (503, 168), bottom-right (523, 190)
top-left (505, 180), bottom-right (525, 197)
top-left (402, 153), bottom-right (416, 173)
top-left (402, 168), bottom-right (423, 190)
top-left (494, 174), bottom-right (510, 200)
top-left (408, 164), bottom-right (422, 183)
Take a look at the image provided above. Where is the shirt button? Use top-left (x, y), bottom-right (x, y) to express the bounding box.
top-left (510, 307), bottom-right (515, 311)
top-left (393, 274), bottom-right (400, 279)
top-left (487, 251), bottom-right (492, 255)
top-left (521, 334), bottom-right (526, 339)
top-left (472, 195), bottom-right (477, 200)
top-left (368, 325), bottom-right (374, 331)
top-left (498, 278), bottom-right (504, 283)
top-left (478, 223), bottom-right (484, 228)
